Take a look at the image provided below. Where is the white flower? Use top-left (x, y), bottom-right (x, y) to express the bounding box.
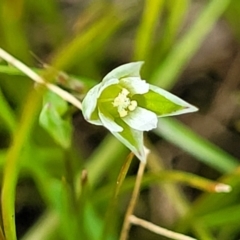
top-left (82, 62), bottom-right (197, 162)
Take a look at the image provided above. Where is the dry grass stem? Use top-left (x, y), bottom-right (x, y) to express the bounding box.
top-left (214, 183), bottom-right (232, 193)
top-left (129, 215), bottom-right (197, 240)
top-left (119, 160), bottom-right (146, 240)
top-left (0, 48), bottom-right (82, 110)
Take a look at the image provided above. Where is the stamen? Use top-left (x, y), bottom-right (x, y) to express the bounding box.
top-left (122, 88), bottom-right (130, 96)
top-left (119, 108), bottom-right (128, 118)
top-left (112, 88), bottom-right (137, 117)
top-left (128, 100), bottom-right (137, 111)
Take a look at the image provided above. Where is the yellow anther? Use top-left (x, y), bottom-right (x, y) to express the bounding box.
top-left (119, 109), bottom-right (128, 118)
top-left (121, 88), bottom-right (130, 96)
top-left (128, 100), bottom-right (137, 111)
top-left (112, 88), bottom-right (137, 117)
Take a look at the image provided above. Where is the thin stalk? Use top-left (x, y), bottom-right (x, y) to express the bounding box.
top-left (129, 215), bottom-right (197, 240)
top-left (1, 89), bottom-right (42, 240)
top-left (21, 210), bottom-right (59, 240)
top-left (114, 153), bottom-right (134, 200)
top-left (0, 227), bottom-right (5, 240)
top-left (100, 153), bottom-right (134, 240)
top-left (119, 161), bottom-right (146, 240)
top-left (0, 48), bottom-right (82, 110)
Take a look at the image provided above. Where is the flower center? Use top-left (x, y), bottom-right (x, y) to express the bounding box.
top-left (112, 88), bottom-right (137, 117)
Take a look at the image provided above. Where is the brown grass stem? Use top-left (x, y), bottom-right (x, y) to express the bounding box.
top-left (130, 215), bottom-right (197, 240)
top-left (119, 160), bottom-right (146, 240)
top-left (0, 48), bottom-right (82, 110)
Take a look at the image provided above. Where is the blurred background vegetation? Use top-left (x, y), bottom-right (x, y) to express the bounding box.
top-left (1, 0), bottom-right (240, 239)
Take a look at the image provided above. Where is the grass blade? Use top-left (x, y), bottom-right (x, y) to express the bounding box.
top-left (155, 118), bottom-right (239, 173)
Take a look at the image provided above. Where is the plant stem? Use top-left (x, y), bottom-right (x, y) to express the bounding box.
top-left (129, 215), bottom-right (197, 240)
top-left (0, 48), bottom-right (82, 110)
top-left (0, 48), bottom-right (61, 240)
top-left (1, 89), bottom-right (42, 240)
top-left (0, 227), bottom-right (5, 240)
top-left (119, 160), bottom-right (146, 240)
top-left (21, 210), bottom-right (59, 240)
top-left (101, 153), bottom-right (134, 240)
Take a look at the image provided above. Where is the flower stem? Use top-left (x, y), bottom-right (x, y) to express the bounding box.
top-left (119, 160), bottom-right (146, 240)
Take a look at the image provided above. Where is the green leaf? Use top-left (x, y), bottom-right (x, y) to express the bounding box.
top-left (150, 0), bottom-right (231, 88)
top-left (103, 62), bottom-right (144, 82)
top-left (44, 90), bottom-right (68, 115)
top-left (39, 91), bottom-right (72, 149)
top-left (133, 0), bottom-right (165, 60)
top-left (199, 204), bottom-right (240, 228)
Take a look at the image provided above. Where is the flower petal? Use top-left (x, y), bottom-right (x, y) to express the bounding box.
top-left (120, 77), bottom-right (149, 94)
top-left (82, 78), bottom-right (119, 125)
top-left (103, 62), bottom-right (144, 82)
top-left (112, 120), bottom-right (146, 162)
top-left (97, 78), bottom-right (119, 98)
top-left (98, 108), bottom-right (123, 132)
top-left (82, 83), bottom-right (102, 125)
top-left (149, 85), bottom-right (198, 116)
top-left (134, 85), bottom-right (198, 117)
top-left (123, 107), bottom-right (158, 131)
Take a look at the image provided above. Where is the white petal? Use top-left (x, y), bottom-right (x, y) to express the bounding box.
top-left (103, 62), bottom-right (144, 82)
top-left (82, 83), bottom-right (102, 125)
top-left (123, 107), bottom-right (158, 131)
top-left (97, 78), bottom-right (119, 98)
top-left (98, 110), bottom-right (123, 132)
top-left (82, 78), bottom-right (119, 125)
top-left (111, 129), bottom-right (147, 162)
top-left (120, 77), bottom-right (149, 95)
top-left (149, 85), bottom-right (198, 116)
